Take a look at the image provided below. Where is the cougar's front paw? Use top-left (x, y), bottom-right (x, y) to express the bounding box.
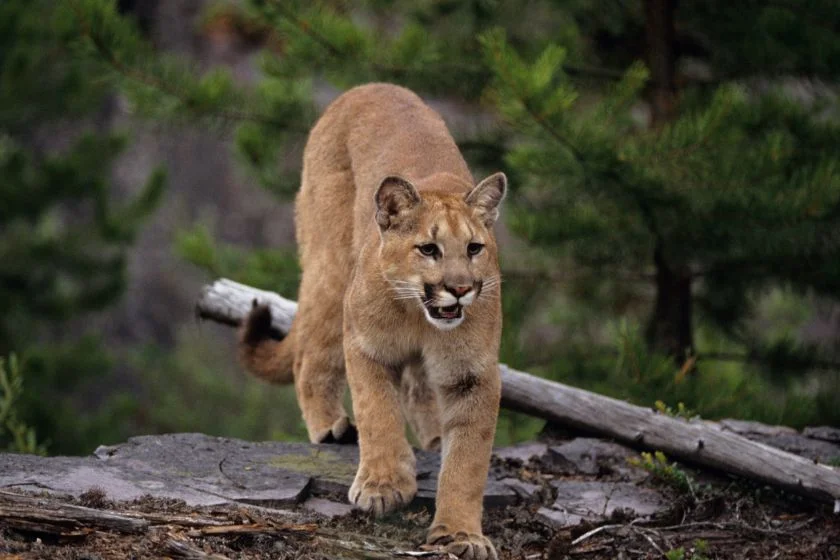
top-left (314, 416), bottom-right (358, 444)
top-left (348, 459), bottom-right (417, 516)
top-left (426, 525), bottom-right (498, 560)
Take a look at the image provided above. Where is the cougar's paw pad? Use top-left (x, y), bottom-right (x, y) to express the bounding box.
top-left (426, 525), bottom-right (497, 560)
top-left (348, 462), bottom-right (417, 517)
top-left (241, 303), bottom-right (282, 343)
top-left (317, 416), bottom-right (358, 445)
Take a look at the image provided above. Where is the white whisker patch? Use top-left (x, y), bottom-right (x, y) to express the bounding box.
top-left (437, 291), bottom-right (458, 307)
top-left (459, 291), bottom-right (476, 306)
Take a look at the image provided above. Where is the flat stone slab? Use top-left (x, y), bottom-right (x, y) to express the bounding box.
top-left (493, 442), bottom-right (549, 464)
top-left (0, 433), bottom-right (515, 510)
top-left (548, 438), bottom-right (641, 477)
top-left (803, 426), bottom-right (840, 444)
top-left (302, 497), bottom-right (354, 518)
top-left (720, 419), bottom-right (840, 463)
top-left (542, 481), bottom-right (669, 527)
top-left (498, 478), bottom-right (542, 501)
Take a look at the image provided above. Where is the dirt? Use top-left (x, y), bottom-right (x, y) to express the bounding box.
top-left (1, 454), bottom-right (838, 560)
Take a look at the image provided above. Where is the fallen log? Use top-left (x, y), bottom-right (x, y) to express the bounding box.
top-left (162, 535), bottom-right (230, 560)
top-left (0, 490), bottom-right (150, 533)
top-left (196, 278), bottom-right (840, 511)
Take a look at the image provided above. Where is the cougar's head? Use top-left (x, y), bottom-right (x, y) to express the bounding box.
top-left (374, 172), bottom-right (506, 331)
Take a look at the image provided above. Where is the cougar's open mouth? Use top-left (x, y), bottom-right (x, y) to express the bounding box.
top-left (425, 302), bottom-right (463, 320)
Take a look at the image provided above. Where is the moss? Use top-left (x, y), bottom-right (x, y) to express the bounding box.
top-left (266, 448), bottom-right (357, 481)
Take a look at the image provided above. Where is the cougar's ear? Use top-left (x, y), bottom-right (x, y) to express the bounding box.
top-left (465, 172), bottom-right (507, 226)
top-left (375, 176), bottom-right (421, 230)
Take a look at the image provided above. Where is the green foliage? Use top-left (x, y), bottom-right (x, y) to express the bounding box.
top-left (176, 224), bottom-right (300, 296)
top-left (133, 328), bottom-right (306, 442)
top-left (0, 355), bottom-right (47, 455)
top-left (484, 29), bottom-right (840, 284)
top-left (236, 0), bottom-right (587, 99)
top-left (538, 317), bottom-right (840, 429)
top-left (628, 451), bottom-right (694, 495)
top-left (0, 134), bottom-right (165, 322)
top-left (692, 539), bottom-right (710, 560)
top-left (482, 26), bottom-right (840, 406)
top-left (655, 400), bottom-right (696, 421)
top-left (664, 540), bottom-right (710, 560)
top-left (68, 0), bottom-right (317, 198)
top-left (494, 410), bottom-right (544, 447)
top-left (0, 0), bottom-right (164, 454)
top-left (681, 1), bottom-right (840, 78)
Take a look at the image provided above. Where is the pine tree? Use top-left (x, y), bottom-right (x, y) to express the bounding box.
top-left (0, 0), bottom-right (165, 453)
top-left (480, 1), bottom-right (840, 369)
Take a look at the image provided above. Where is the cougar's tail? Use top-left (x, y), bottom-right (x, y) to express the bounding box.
top-left (238, 304), bottom-right (295, 384)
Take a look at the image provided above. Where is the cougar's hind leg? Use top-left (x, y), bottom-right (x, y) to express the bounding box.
top-left (293, 270), bottom-right (357, 444)
top-left (293, 167), bottom-right (357, 445)
top-left (400, 359), bottom-right (442, 451)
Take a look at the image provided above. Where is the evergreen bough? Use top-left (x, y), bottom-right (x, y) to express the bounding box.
top-left (481, 28), bottom-right (840, 367)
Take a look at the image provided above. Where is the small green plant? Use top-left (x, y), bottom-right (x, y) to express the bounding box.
top-left (664, 542), bottom-right (710, 560)
top-left (827, 457), bottom-right (840, 467)
top-left (0, 355), bottom-right (47, 455)
top-left (691, 539), bottom-right (710, 560)
top-left (628, 451), bottom-right (693, 495)
top-left (655, 400), bottom-right (697, 420)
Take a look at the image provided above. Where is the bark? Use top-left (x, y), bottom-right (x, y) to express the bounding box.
top-left (645, 243), bottom-right (694, 362)
top-left (645, 0), bottom-right (677, 125)
top-left (500, 366), bottom-right (840, 507)
top-left (195, 278), bottom-right (840, 510)
top-left (0, 490), bottom-right (150, 533)
top-left (644, 0), bottom-right (692, 362)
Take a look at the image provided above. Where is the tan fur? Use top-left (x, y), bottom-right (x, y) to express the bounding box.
top-left (239, 83), bottom-right (505, 559)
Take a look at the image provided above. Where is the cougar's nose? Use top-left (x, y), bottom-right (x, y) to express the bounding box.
top-left (446, 285), bottom-right (472, 298)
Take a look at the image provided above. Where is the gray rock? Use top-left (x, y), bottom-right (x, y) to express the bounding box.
top-left (493, 443), bottom-right (549, 464)
top-left (537, 506), bottom-right (585, 528)
top-left (0, 433), bottom-right (516, 510)
top-left (543, 481), bottom-right (668, 527)
top-left (412, 476), bottom-right (516, 509)
top-left (548, 438), bottom-right (637, 476)
top-left (302, 497), bottom-right (354, 518)
top-left (719, 419), bottom-right (798, 436)
top-left (720, 421), bottom-right (840, 462)
top-left (498, 478), bottom-right (542, 501)
top-left (804, 426), bottom-right (840, 444)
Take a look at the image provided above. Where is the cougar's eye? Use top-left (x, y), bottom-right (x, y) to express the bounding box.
top-left (467, 243), bottom-right (484, 256)
top-left (417, 243), bottom-right (440, 258)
